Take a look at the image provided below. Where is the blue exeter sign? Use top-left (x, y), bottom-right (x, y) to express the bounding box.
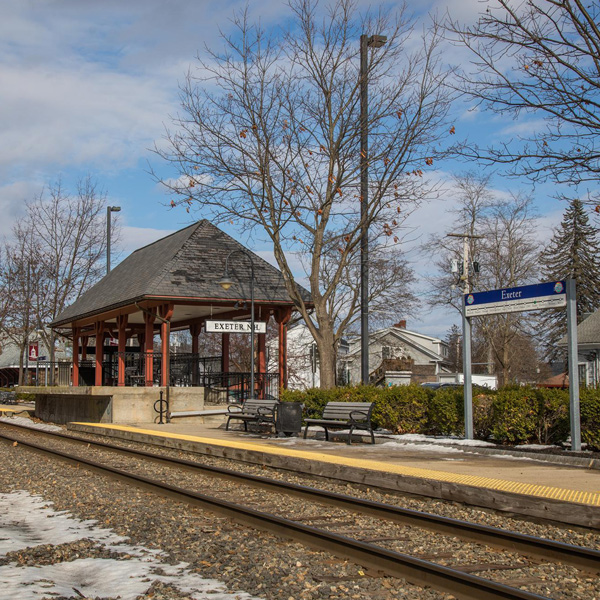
top-left (464, 281), bottom-right (566, 317)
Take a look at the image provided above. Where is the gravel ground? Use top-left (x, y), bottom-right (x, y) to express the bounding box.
top-left (1, 422), bottom-right (599, 600)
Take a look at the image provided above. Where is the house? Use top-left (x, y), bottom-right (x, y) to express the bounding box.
top-left (267, 322), bottom-right (348, 390)
top-left (557, 309), bottom-right (600, 387)
top-left (274, 320), bottom-right (452, 389)
top-left (341, 320), bottom-right (452, 386)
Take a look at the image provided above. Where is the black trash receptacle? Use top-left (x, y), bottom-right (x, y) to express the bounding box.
top-left (276, 402), bottom-right (303, 436)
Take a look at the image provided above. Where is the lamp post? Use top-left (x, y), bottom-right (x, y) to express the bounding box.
top-left (360, 33), bottom-right (387, 385)
top-left (218, 249), bottom-right (256, 399)
top-left (106, 206), bottom-right (121, 274)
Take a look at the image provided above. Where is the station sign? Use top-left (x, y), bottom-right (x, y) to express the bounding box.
top-left (465, 281), bottom-right (566, 317)
top-left (205, 320), bottom-right (266, 334)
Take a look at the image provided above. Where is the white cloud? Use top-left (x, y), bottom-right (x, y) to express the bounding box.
top-left (118, 225), bottom-right (175, 255)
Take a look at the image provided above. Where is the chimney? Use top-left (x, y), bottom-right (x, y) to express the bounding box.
top-left (395, 320), bottom-right (406, 329)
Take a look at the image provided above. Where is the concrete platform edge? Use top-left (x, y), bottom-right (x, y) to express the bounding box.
top-left (69, 423), bottom-right (600, 530)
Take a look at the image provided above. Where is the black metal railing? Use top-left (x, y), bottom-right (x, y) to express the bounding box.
top-left (36, 355), bottom-right (279, 394)
top-left (202, 371), bottom-right (280, 404)
top-left (29, 361), bottom-right (72, 386)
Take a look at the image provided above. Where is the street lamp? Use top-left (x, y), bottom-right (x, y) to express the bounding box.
top-left (360, 33), bottom-right (387, 385)
top-left (106, 206), bottom-right (121, 274)
top-left (217, 249), bottom-right (256, 399)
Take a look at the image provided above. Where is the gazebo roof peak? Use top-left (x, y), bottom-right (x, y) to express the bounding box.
top-left (52, 219), bottom-right (310, 328)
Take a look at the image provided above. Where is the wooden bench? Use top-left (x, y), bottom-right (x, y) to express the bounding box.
top-left (225, 399), bottom-right (279, 432)
top-left (303, 401), bottom-right (375, 444)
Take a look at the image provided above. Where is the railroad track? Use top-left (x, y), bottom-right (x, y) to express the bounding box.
top-left (0, 421), bottom-right (597, 600)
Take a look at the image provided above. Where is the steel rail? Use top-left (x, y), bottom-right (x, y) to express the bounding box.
top-left (2, 421), bottom-right (599, 575)
top-left (0, 428), bottom-right (550, 600)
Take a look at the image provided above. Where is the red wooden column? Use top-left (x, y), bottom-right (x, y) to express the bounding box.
top-left (159, 304), bottom-right (174, 387)
top-left (221, 333), bottom-right (230, 373)
top-left (275, 308), bottom-right (292, 389)
top-left (72, 327), bottom-right (80, 387)
top-left (117, 315), bottom-right (128, 386)
top-left (95, 322), bottom-right (105, 386)
top-left (257, 314), bottom-right (269, 397)
top-left (144, 309), bottom-right (156, 386)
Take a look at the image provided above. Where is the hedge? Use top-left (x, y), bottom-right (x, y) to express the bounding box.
top-left (281, 384), bottom-right (600, 450)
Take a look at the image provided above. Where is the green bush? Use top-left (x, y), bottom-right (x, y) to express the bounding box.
top-left (473, 392), bottom-right (495, 439)
top-left (535, 388), bottom-right (569, 444)
top-left (280, 384), bottom-right (428, 431)
top-left (581, 387), bottom-right (600, 451)
top-left (281, 383), bottom-right (598, 448)
top-left (378, 384), bottom-right (429, 432)
top-left (427, 387), bottom-right (463, 435)
top-left (491, 387), bottom-right (539, 444)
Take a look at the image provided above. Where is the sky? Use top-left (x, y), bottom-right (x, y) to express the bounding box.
top-left (0, 0), bottom-right (571, 340)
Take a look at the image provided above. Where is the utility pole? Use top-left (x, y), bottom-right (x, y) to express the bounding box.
top-left (447, 232), bottom-right (483, 439)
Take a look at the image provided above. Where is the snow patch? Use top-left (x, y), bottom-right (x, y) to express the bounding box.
top-left (0, 491), bottom-right (259, 600)
top-left (0, 415), bottom-right (62, 432)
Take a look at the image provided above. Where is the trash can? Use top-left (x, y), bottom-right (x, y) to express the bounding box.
top-left (276, 402), bottom-right (303, 437)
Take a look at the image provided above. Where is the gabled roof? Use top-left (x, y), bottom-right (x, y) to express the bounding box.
top-left (345, 325), bottom-right (447, 363)
top-left (52, 220), bottom-right (311, 327)
top-left (558, 309), bottom-right (600, 347)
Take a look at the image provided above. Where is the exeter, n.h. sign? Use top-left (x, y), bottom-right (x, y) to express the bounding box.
top-left (464, 281), bottom-right (566, 317)
top-left (205, 320), bottom-right (267, 334)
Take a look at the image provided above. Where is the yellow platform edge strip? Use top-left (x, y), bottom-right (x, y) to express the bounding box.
top-left (72, 423), bottom-right (600, 507)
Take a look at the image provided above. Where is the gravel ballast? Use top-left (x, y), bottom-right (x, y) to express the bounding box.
top-left (1, 421), bottom-right (599, 599)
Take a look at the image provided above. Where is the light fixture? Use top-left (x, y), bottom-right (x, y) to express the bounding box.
top-left (217, 275), bottom-right (235, 291)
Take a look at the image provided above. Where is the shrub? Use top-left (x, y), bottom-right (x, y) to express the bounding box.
top-left (581, 387), bottom-right (600, 451)
top-left (427, 387), bottom-right (463, 435)
top-left (280, 384), bottom-right (428, 431)
top-left (378, 384), bottom-right (429, 433)
top-left (491, 387), bottom-right (539, 444)
top-left (535, 388), bottom-right (569, 444)
top-left (473, 392), bottom-right (494, 439)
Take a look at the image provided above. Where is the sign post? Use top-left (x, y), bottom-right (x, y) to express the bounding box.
top-left (462, 296), bottom-right (473, 440)
top-left (565, 279), bottom-right (581, 451)
top-left (463, 281), bottom-right (580, 450)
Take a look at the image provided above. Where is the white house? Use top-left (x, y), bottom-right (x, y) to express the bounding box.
top-left (272, 320), bottom-right (452, 390)
top-left (558, 309), bottom-right (600, 387)
top-left (341, 320), bottom-right (452, 386)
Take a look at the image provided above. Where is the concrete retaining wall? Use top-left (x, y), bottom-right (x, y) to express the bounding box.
top-left (22, 386), bottom-right (205, 424)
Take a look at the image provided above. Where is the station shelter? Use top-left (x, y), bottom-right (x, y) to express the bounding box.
top-left (51, 220), bottom-right (311, 401)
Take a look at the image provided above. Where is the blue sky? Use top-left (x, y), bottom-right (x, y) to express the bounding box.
top-left (0, 0), bottom-right (571, 339)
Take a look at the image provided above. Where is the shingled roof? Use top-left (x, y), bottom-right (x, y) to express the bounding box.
top-left (558, 308), bottom-right (600, 347)
top-left (52, 220), bottom-right (310, 327)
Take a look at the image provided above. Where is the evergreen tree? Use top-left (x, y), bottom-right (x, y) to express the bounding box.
top-left (540, 199), bottom-right (600, 358)
top-left (444, 324), bottom-right (462, 373)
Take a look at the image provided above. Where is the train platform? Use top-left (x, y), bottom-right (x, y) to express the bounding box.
top-left (68, 420), bottom-right (600, 529)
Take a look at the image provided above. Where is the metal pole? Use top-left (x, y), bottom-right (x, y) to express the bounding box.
top-left (250, 263), bottom-right (255, 399)
top-left (566, 278), bottom-right (581, 451)
top-left (106, 206), bottom-right (121, 275)
top-left (360, 34), bottom-right (369, 385)
top-left (106, 206), bottom-right (111, 275)
top-left (462, 297), bottom-right (473, 439)
top-left (462, 236), bottom-right (474, 439)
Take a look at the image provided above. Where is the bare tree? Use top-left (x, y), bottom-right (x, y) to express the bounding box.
top-left (154, 0), bottom-right (456, 387)
top-left (0, 177), bottom-right (110, 381)
top-left (319, 239), bottom-right (416, 334)
top-left (446, 0), bottom-right (600, 205)
top-left (0, 225), bottom-right (45, 384)
top-left (425, 174), bottom-right (541, 384)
